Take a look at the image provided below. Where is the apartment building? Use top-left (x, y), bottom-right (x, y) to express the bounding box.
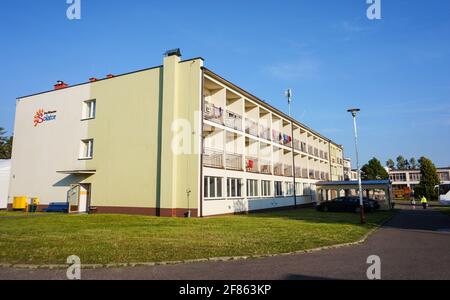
top-left (8, 50), bottom-right (345, 217)
top-left (389, 168), bottom-right (450, 191)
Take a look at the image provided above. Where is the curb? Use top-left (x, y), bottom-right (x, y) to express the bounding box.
top-left (2, 212), bottom-right (398, 270)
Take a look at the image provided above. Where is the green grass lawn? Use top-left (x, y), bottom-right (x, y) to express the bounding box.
top-left (0, 209), bottom-right (395, 266)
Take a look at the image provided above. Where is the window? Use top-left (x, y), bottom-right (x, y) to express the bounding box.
top-left (227, 178), bottom-right (242, 198)
top-left (285, 182), bottom-right (294, 196)
top-left (204, 177), bottom-right (223, 198)
top-left (295, 182), bottom-right (303, 196)
top-left (261, 180), bottom-right (271, 197)
top-left (274, 181), bottom-right (283, 196)
top-left (80, 139), bottom-right (94, 159)
top-left (303, 183), bottom-right (311, 195)
top-left (83, 99), bottom-right (96, 120)
top-left (247, 179), bottom-right (258, 197)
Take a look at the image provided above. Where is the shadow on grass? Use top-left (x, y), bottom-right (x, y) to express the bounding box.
top-left (245, 207), bottom-right (397, 228)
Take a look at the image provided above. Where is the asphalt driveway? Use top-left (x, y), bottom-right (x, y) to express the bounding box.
top-left (1, 206), bottom-right (450, 280)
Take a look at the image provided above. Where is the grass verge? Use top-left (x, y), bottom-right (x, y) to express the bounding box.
top-left (0, 208), bottom-right (395, 265)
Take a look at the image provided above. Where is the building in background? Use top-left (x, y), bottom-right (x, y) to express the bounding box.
top-left (0, 160), bottom-right (11, 209)
top-left (8, 50), bottom-right (345, 217)
top-left (389, 168), bottom-right (450, 193)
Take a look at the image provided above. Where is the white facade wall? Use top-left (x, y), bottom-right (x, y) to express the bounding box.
top-left (8, 85), bottom-right (90, 206)
top-left (0, 160), bottom-right (11, 209)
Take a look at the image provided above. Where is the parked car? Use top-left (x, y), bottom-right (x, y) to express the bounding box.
top-left (316, 196), bottom-right (379, 213)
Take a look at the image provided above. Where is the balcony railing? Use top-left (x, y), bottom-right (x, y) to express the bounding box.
top-left (309, 170), bottom-right (315, 179)
top-left (203, 101), bottom-right (224, 125)
top-left (245, 157), bottom-right (259, 173)
top-left (293, 140), bottom-right (300, 151)
top-left (272, 130), bottom-right (284, 145)
top-left (308, 146), bottom-right (314, 155)
top-left (260, 160), bottom-right (272, 174)
top-left (314, 148), bottom-right (319, 157)
top-left (315, 171), bottom-right (320, 180)
top-left (284, 165), bottom-right (293, 177)
top-left (301, 142), bottom-right (307, 153)
top-left (259, 125), bottom-right (271, 141)
top-left (203, 148), bottom-right (224, 168)
top-left (245, 118), bottom-right (258, 137)
top-left (301, 168), bottom-right (308, 179)
top-left (226, 152), bottom-right (243, 171)
top-left (274, 163), bottom-right (283, 176)
top-left (295, 167), bottom-right (301, 177)
top-left (224, 110), bottom-right (242, 131)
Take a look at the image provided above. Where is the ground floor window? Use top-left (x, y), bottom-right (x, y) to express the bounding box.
top-left (295, 182), bottom-right (303, 196)
top-left (285, 182), bottom-right (294, 196)
top-left (303, 183), bottom-right (311, 195)
top-left (247, 179), bottom-right (258, 197)
top-left (227, 178), bottom-right (242, 198)
top-left (204, 176), bottom-right (223, 198)
top-left (275, 181), bottom-right (283, 196)
top-left (261, 180), bottom-right (271, 196)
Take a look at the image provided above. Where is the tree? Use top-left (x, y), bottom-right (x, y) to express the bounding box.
top-left (0, 127), bottom-right (13, 159)
top-left (396, 155), bottom-right (407, 170)
top-left (361, 158), bottom-right (389, 181)
top-left (415, 157), bottom-right (440, 200)
top-left (409, 158), bottom-right (418, 170)
top-left (386, 159), bottom-right (395, 169)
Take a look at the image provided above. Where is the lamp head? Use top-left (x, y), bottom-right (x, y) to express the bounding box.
top-left (347, 108), bottom-right (360, 117)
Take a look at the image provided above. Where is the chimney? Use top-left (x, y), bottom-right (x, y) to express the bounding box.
top-left (54, 80), bottom-right (69, 90)
top-left (106, 74), bottom-right (114, 79)
top-left (164, 48), bottom-right (182, 58)
top-left (89, 77), bottom-right (98, 82)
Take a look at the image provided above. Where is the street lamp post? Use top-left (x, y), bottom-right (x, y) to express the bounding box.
top-left (347, 108), bottom-right (365, 224)
top-left (286, 89), bottom-right (297, 208)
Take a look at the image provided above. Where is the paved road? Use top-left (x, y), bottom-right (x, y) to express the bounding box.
top-left (1, 207), bottom-right (450, 280)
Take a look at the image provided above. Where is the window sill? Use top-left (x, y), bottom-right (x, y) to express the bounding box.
top-left (78, 157), bottom-right (93, 161)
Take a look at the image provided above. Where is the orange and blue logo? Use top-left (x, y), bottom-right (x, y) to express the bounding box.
top-left (34, 109), bottom-right (57, 127)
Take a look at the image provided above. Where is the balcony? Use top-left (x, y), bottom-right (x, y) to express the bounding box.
top-left (245, 118), bottom-right (258, 137)
top-left (272, 130), bottom-right (284, 145)
top-left (224, 110), bottom-right (242, 131)
top-left (314, 148), bottom-right (319, 157)
top-left (245, 157), bottom-right (259, 173)
top-left (274, 163), bottom-right (283, 176)
top-left (315, 171), bottom-right (320, 180)
top-left (284, 165), bottom-right (293, 177)
top-left (295, 167), bottom-right (301, 177)
top-left (300, 142), bottom-right (307, 153)
top-left (308, 146), bottom-right (314, 156)
top-left (259, 125), bottom-right (271, 141)
top-left (203, 101), bottom-right (224, 125)
top-left (293, 140), bottom-right (300, 151)
top-left (309, 170), bottom-right (315, 179)
top-left (226, 152), bottom-right (243, 171)
top-left (203, 148), bottom-right (223, 168)
top-left (301, 168), bottom-right (308, 179)
top-left (260, 160), bottom-right (272, 174)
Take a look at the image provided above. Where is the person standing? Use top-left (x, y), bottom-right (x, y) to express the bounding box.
top-left (421, 196), bottom-right (428, 210)
top-left (411, 198), bottom-right (417, 210)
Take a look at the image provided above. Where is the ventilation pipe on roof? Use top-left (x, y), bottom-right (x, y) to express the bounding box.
top-left (54, 81), bottom-right (69, 90)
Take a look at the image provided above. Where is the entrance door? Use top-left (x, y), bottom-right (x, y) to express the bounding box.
top-left (78, 184), bottom-right (91, 213)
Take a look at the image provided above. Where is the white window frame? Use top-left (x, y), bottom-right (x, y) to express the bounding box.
top-left (227, 178), bottom-right (242, 198)
top-left (246, 179), bottom-right (259, 197)
top-left (274, 181), bottom-right (283, 197)
top-left (80, 139), bottom-right (94, 159)
top-left (82, 99), bottom-right (96, 120)
top-left (204, 176), bottom-right (223, 199)
top-left (261, 180), bottom-right (271, 197)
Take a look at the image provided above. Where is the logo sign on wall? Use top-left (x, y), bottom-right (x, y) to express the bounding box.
top-left (34, 109), bottom-right (57, 127)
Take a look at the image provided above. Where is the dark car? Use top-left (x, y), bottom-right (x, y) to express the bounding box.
top-left (316, 196), bottom-right (378, 213)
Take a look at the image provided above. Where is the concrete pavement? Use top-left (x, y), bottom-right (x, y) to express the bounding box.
top-left (1, 206), bottom-right (449, 280)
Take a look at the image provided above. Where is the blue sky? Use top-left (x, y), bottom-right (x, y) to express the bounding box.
top-left (0, 0), bottom-right (449, 167)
